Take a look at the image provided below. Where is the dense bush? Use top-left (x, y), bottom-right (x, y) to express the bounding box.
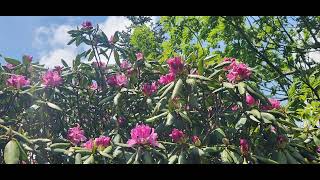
top-left (0, 19), bottom-right (319, 164)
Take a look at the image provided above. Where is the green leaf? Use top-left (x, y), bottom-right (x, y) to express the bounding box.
top-left (142, 151), bottom-right (154, 164)
top-left (188, 74), bottom-right (211, 81)
top-left (4, 139), bottom-right (20, 164)
top-left (88, 51), bottom-right (95, 62)
top-left (283, 149), bottom-right (300, 164)
top-left (178, 111), bottom-right (192, 124)
top-left (166, 112), bottom-right (174, 126)
top-left (67, 38), bottom-right (76, 45)
top-left (50, 143), bottom-right (71, 149)
top-left (172, 79), bottom-right (183, 99)
top-left (214, 128), bottom-right (226, 137)
top-left (61, 59), bottom-right (69, 67)
top-left (75, 153), bottom-right (82, 164)
top-left (249, 115), bottom-right (260, 123)
top-left (237, 82), bottom-right (246, 95)
top-left (146, 111), bottom-right (169, 123)
top-left (275, 150), bottom-right (288, 164)
top-left (247, 109), bottom-right (262, 119)
top-left (46, 102), bottom-right (63, 111)
top-left (99, 151), bottom-right (113, 159)
top-left (223, 82), bottom-right (234, 89)
top-left (313, 135), bottom-right (320, 146)
top-left (235, 118), bottom-right (247, 129)
top-left (4, 57), bottom-right (21, 65)
top-left (160, 82), bottom-right (175, 99)
top-left (83, 155), bottom-right (95, 164)
top-left (114, 50), bottom-right (121, 67)
top-left (178, 151), bottom-right (188, 164)
top-left (253, 155), bottom-right (279, 164)
top-left (197, 57), bottom-right (204, 75)
top-left (114, 92), bottom-right (122, 106)
top-left (261, 112), bottom-right (275, 123)
top-left (168, 155), bottom-right (178, 164)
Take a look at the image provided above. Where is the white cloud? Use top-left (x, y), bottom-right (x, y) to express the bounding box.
top-left (33, 16), bottom-right (133, 68)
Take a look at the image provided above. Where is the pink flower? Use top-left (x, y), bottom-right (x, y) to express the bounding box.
top-left (92, 61), bottom-right (106, 69)
top-left (277, 135), bottom-right (288, 149)
top-left (117, 116), bottom-right (126, 126)
top-left (246, 95), bottom-right (256, 106)
top-left (6, 75), bottom-right (30, 89)
top-left (142, 82), bottom-right (158, 96)
top-left (107, 73), bottom-right (128, 88)
top-left (127, 124), bottom-right (159, 147)
top-left (192, 136), bottom-right (201, 146)
top-left (90, 81), bottom-right (99, 90)
top-left (109, 35), bottom-right (114, 44)
top-left (23, 55), bottom-right (33, 63)
top-left (169, 128), bottom-right (185, 143)
top-left (82, 21), bottom-right (93, 29)
top-left (261, 98), bottom-right (281, 110)
top-left (167, 57), bottom-right (184, 74)
top-left (95, 136), bottom-right (111, 148)
top-left (317, 146), bottom-right (320, 153)
top-left (136, 52), bottom-right (143, 61)
top-left (54, 66), bottom-right (63, 74)
top-left (68, 124), bottom-right (87, 145)
top-left (158, 73), bottom-right (175, 85)
top-left (120, 60), bottom-right (132, 70)
top-left (270, 125), bottom-right (277, 133)
top-left (231, 105), bottom-right (239, 111)
top-left (5, 63), bottom-right (15, 70)
top-left (240, 138), bottom-right (249, 156)
top-left (42, 70), bottom-right (63, 87)
top-left (225, 60), bottom-right (251, 83)
top-left (82, 139), bottom-right (94, 150)
top-left (223, 58), bottom-right (237, 71)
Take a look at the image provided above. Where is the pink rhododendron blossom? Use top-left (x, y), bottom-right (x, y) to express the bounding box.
top-left (240, 139), bottom-right (249, 156)
top-left (277, 135), bottom-right (288, 149)
top-left (107, 73), bottom-right (128, 87)
top-left (95, 136), bottom-right (111, 148)
top-left (192, 136), bottom-right (201, 146)
top-left (231, 105), bottom-right (239, 111)
top-left (42, 70), bottom-right (63, 87)
top-left (90, 81), bottom-right (99, 90)
top-left (6, 75), bottom-right (30, 89)
top-left (167, 57), bottom-right (184, 74)
top-left (23, 55), bottom-right (33, 63)
top-left (120, 60), bottom-right (132, 70)
top-left (261, 98), bottom-right (281, 110)
top-left (246, 95), bottom-right (256, 106)
top-left (82, 21), bottom-right (93, 29)
top-left (224, 59), bottom-right (251, 83)
top-left (5, 63), bottom-right (15, 70)
top-left (92, 61), bottom-right (106, 69)
top-left (127, 124), bottom-right (159, 147)
top-left (142, 82), bottom-right (158, 96)
top-left (169, 128), bottom-right (185, 143)
top-left (68, 124), bottom-right (87, 145)
top-left (158, 73), bottom-right (175, 85)
top-left (317, 146), bottom-right (320, 153)
top-left (136, 52), bottom-right (143, 61)
top-left (82, 139), bottom-right (94, 150)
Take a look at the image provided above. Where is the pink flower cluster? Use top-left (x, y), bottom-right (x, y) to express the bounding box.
top-left (90, 81), bottom-right (100, 91)
top-left (5, 63), bottom-right (15, 70)
top-left (192, 135), bottom-right (201, 146)
top-left (82, 21), bottom-right (93, 29)
top-left (92, 61), bottom-right (106, 69)
top-left (42, 70), bottom-right (63, 87)
top-left (261, 98), bottom-right (281, 110)
top-left (6, 75), bottom-right (30, 89)
top-left (158, 73), bottom-right (175, 85)
top-left (167, 57), bottom-right (184, 75)
top-left (136, 52), bottom-right (143, 61)
top-left (224, 58), bottom-right (251, 83)
top-left (142, 82), bottom-right (158, 96)
top-left (68, 124), bottom-right (87, 145)
top-left (83, 136), bottom-right (111, 150)
top-left (120, 60), bottom-right (132, 70)
top-left (127, 124), bottom-right (159, 147)
top-left (246, 95), bottom-right (256, 106)
top-left (240, 138), bottom-right (249, 156)
top-left (107, 73), bottom-right (128, 87)
top-left (169, 128), bottom-right (185, 143)
top-left (23, 55), bottom-right (33, 63)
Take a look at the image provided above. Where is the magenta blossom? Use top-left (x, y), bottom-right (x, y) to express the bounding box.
top-left (6, 75), bottom-right (30, 89)
top-left (68, 124), bottom-right (87, 145)
top-left (192, 136), bottom-right (201, 146)
top-left (231, 105), bottom-right (239, 111)
top-left (127, 124), bottom-right (159, 147)
top-left (240, 138), bottom-right (249, 156)
top-left (90, 81), bottom-right (99, 90)
top-left (117, 116), bottom-right (126, 126)
top-left (5, 63), bottom-right (15, 70)
top-left (225, 59), bottom-right (252, 83)
top-left (246, 95), bottom-right (256, 106)
top-left (82, 139), bottom-right (94, 150)
top-left (167, 57), bottom-right (184, 74)
top-left (158, 73), bottom-right (175, 85)
top-left (261, 98), bottom-right (281, 110)
top-left (120, 60), bottom-right (132, 70)
top-left (54, 66), bottom-right (63, 74)
top-left (142, 82), bottom-right (158, 96)
top-left (42, 70), bottom-right (63, 87)
top-left (136, 52), bottom-right (143, 61)
top-left (107, 73), bottom-right (128, 88)
top-left (169, 128), bottom-right (185, 143)
top-left (317, 146), bottom-right (320, 153)
top-left (92, 61), bottom-right (106, 69)
top-left (95, 136), bottom-right (111, 149)
top-left (82, 21), bottom-right (93, 29)
top-left (23, 55), bottom-right (33, 63)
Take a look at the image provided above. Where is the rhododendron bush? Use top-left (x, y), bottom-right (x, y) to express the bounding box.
top-left (0, 19), bottom-right (320, 164)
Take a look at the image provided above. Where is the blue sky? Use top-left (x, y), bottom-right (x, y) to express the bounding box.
top-left (0, 16), bottom-right (147, 67)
